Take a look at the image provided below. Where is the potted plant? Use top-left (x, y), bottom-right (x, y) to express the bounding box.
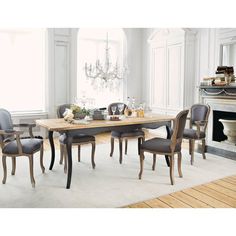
top-left (70, 104), bottom-right (90, 119)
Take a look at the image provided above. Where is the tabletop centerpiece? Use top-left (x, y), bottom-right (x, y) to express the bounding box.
top-left (70, 104), bottom-right (90, 120)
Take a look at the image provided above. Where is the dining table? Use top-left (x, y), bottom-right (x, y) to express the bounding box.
top-left (36, 114), bottom-right (174, 189)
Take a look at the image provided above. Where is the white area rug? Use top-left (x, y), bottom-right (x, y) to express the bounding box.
top-left (0, 140), bottom-right (236, 208)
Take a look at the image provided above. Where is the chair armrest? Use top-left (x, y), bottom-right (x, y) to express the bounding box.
top-left (0, 129), bottom-right (24, 136)
top-left (194, 120), bottom-right (208, 138)
top-left (13, 123), bottom-right (36, 138)
top-left (13, 123), bottom-right (36, 128)
top-left (0, 129), bottom-right (24, 153)
top-left (194, 120), bottom-right (207, 126)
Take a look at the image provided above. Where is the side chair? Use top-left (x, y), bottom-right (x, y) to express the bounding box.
top-left (57, 104), bottom-right (96, 173)
top-left (139, 109), bottom-right (189, 185)
top-left (108, 102), bottom-right (145, 164)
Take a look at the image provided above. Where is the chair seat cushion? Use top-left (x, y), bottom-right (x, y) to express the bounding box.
top-left (111, 129), bottom-right (144, 138)
top-left (141, 138), bottom-right (181, 153)
top-left (183, 129), bottom-right (205, 139)
top-left (3, 138), bottom-right (43, 155)
top-left (59, 134), bottom-right (95, 144)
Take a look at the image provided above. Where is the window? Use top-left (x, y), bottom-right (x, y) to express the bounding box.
top-left (0, 29), bottom-right (46, 113)
top-left (77, 28), bottom-right (126, 108)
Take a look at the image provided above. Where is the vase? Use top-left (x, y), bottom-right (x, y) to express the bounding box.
top-left (225, 75), bottom-right (231, 85)
top-left (74, 113), bottom-right (86, 120)
top-left (219, 119), bottom-right (236, 145)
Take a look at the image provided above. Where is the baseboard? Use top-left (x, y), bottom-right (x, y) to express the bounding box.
top-left (197, 144), bottom-right (236, 161)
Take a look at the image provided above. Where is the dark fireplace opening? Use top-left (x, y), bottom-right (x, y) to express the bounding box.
top-left (213, 110), bottom-right (236, 142)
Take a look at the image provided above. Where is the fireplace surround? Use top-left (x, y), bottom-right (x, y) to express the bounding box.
top-left (199, 84), bottom-right (236, 160)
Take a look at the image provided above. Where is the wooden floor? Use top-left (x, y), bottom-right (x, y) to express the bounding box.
top-left (126, 175), bottom-right (236, 208)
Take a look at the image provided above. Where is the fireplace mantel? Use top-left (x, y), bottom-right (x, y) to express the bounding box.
top-left (199, 84), bottom-right (236, 98)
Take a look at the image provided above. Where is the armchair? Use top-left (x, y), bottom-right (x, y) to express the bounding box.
top-left (0, 108), bottom-right (44, 187)
top-left (183, 104), bottom-right (210, 165)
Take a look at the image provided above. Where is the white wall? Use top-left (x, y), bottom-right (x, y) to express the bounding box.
top-left (123, 28), bottom-right (143, 103)
top-left (141, 28), bottom-right (235, 107)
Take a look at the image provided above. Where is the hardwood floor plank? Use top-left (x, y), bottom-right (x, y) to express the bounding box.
top-left (144, 198), bottom-right (171, 208)
top-left (194, 185), bottom-right (236, 207)
top-left (182, 188), bottom-right (231, 208)
top-left (228, 175), bottom-right (236, 181)
top-left (170, 191), bottom-right (211, 208)
top-left (214, 180), bottom-right (236, 192)
top-left (205, 183), bottom-right (236, 200)
top-left (128, 202), bottom-right (151, 208)
top-left (158, 195), bottom-right (191, 208)
top-left (222, 177), bottom-right (236, 185)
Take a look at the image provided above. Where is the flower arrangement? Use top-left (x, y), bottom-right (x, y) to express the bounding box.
top-left (70, 104), bottom-right (90, 119)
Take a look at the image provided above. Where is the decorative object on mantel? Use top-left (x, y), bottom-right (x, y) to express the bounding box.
top-left (84, 33), bottom-right (127, 90)
top-left (219, 119), bottom-right (236, 145)
top-left (201, 66), bottom-right (235, 86)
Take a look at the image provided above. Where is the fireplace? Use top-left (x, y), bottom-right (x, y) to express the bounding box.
top-left (212, 110), bottom-right (236, 142)
top-left (199, 85), bottom-right (236, 159)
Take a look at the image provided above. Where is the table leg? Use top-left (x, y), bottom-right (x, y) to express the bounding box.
top-left (66, 135), bottom-right (73, 189)
top-left (165, 125), bottom-right (171, 167)
top-left (48, 131), bottom-right (55, 170)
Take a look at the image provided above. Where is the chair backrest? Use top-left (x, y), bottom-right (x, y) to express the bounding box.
top-left (190, 104), bottom-right (210, 131)
top-left (0, 108), bottom-right (14, 143)
top-left (57, 104), bottom-right (71, 118)
top-left (171, 109), bottom-right (189, 151)
top-left (108, 102), bottom-right (127, 115)
top-left (190, 104), bottom-right (210, 124)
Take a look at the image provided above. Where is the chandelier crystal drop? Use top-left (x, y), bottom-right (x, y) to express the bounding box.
top-left (84, 33), bottom-right (127, 90)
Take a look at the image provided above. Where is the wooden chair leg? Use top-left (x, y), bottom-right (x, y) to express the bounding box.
top-left (169, 155), bottom-right (175, 185)
top-left (78, 145), bottom-right (81, 162)
top-left (28, 155), bottom-right (35, 188)
top-left (125, 139), bottom-right (128, 155)
top-left (177, 152), bottom-right (183, 178)
top-left (91, 142), bottom-right (96, 169)
top-left (59, 144), bottom-right (64, 164)
top-left (152, 154), bottom-right (156, 171)
top-left (202, 139), bottom-right (206, 159)
top-left (11, 157), bottom-right (16, 175)
top-left (2, 155), bottom-right (7, 184)
top-left (119, 138), bottom-right (123, 164)
top-left (110, 137), bottom-right (114, 157)
top-left (40, 144), bottom-right (45, 173)
top-left (64, 146), bottom-right (67, 174)
top-left (138, 150), bottom-right (144, 179)
top-left (190, 140), bottom-right (195, 165)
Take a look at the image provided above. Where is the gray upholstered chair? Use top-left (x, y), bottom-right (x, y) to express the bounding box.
top-left (57, 104), bottom-right (95, 173)
top-left (183, 104), bottom-right (210, 165)
top-left (108, 102), bottom-right (145, 164)
top-left (0, 108), bottom-right (44, 187)
top-left (139, 109), bottom-right (189, 185)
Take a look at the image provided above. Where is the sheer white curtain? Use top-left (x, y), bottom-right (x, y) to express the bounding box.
top-left (77, 28), bottom-right (126, 108)
top-left (0, 29), bottom-right (46, 112)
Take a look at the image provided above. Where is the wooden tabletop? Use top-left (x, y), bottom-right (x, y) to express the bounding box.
top-left (36, 114), bottom-right (174, 132)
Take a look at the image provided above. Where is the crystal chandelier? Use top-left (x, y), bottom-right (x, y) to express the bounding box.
top-left (84, 33), bottom-right (127, 89)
